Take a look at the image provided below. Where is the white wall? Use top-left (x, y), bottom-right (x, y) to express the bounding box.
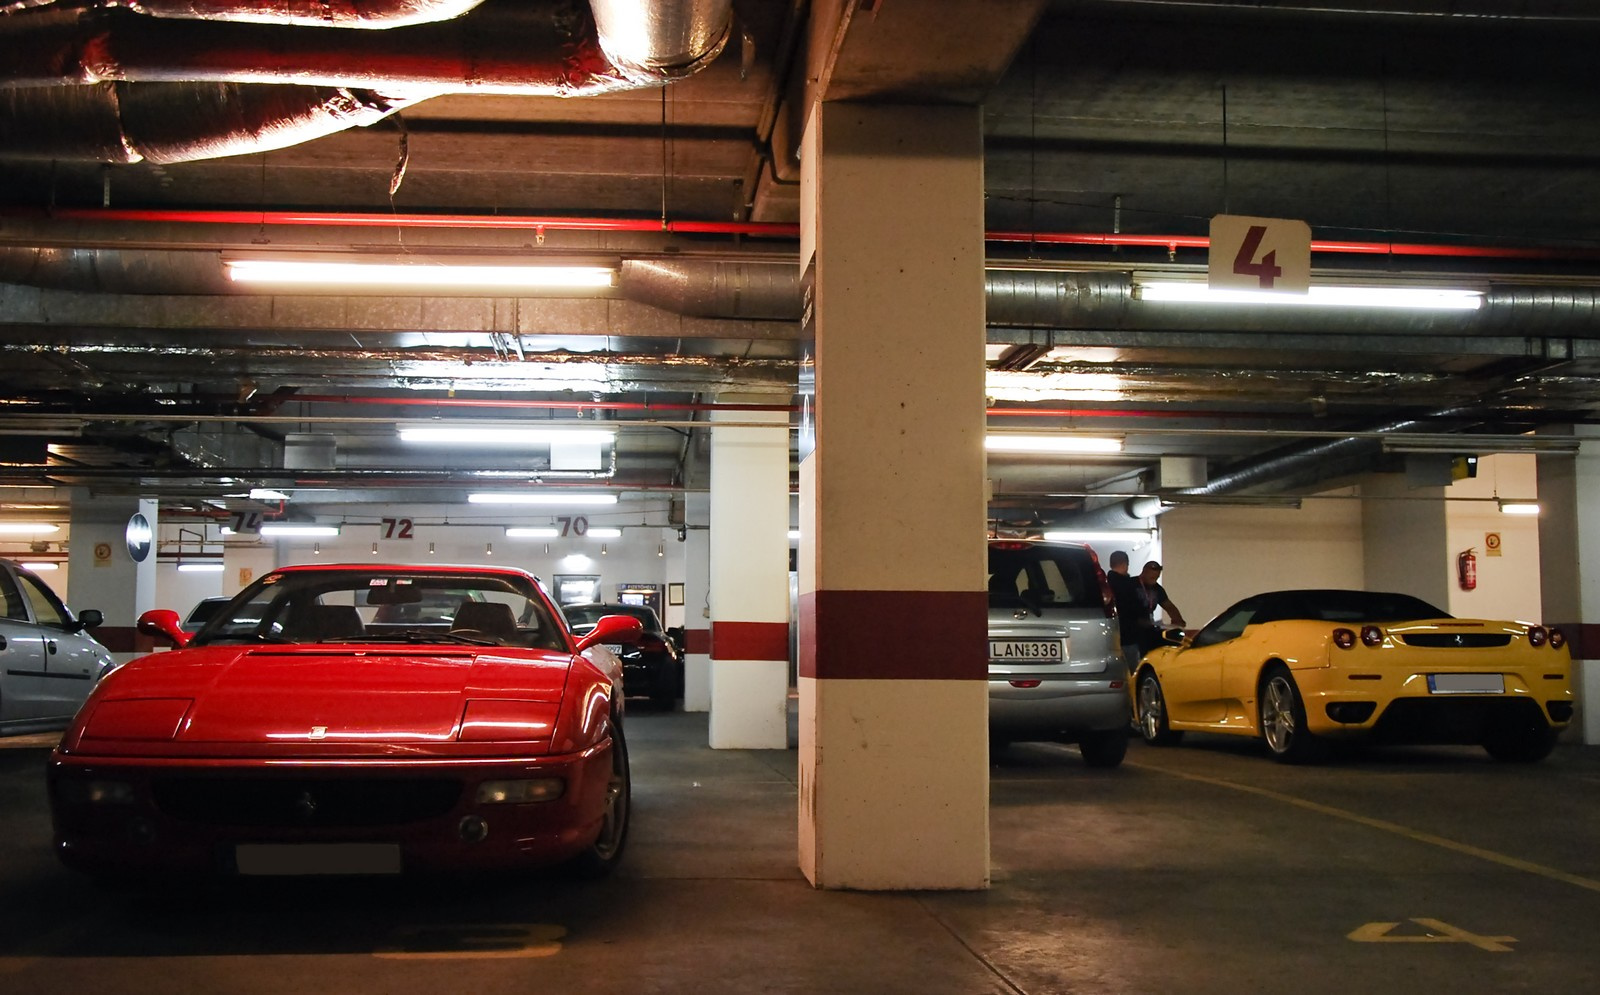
top-left (1158, 486), bottom-right (1366, 627)
top-left (1443, 454), bottom-right (1544, 622)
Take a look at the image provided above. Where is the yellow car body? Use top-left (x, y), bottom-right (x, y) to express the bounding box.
top-left (1134, 589), bottom-right (1573, 763)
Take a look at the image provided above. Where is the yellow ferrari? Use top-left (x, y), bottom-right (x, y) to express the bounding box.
top-left (1133, 589), bottom-right (1573, 763)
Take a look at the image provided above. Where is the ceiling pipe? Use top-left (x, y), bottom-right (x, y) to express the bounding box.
top-left (589, 0), bottom-right (732, 77)
top-left (8, 0), bottom-right (489, 29)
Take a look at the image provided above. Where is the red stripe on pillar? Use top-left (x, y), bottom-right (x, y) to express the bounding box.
top-left (799, 590), bottom-right (986, 681)
top-left (684, 627), bottom-right (711, 655)
top-left (712, 621), bottom-right (789, 661)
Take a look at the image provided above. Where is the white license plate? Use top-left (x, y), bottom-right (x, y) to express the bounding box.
top-left (235, 843), bottom-right (402, 876)
top-left (989, 638), bottom-right (1065, 661)
top-left (1427, 673), bottom-right (1505, 695)
top-left (602, 644), bottom-right (623, 655)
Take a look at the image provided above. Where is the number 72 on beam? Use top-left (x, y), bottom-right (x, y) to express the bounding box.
top-left (1208, 215), bottom-right (1311, 293)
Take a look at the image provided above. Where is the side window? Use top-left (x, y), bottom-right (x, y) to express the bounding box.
top-left (1191, 606), bottom-right (1257, 648)
top-left (16, 570), bottom-right (70, 628)
top-left (0, 569), bottom-right (28, 621)
top-left (1036, 558), bottom-right (1071, 604)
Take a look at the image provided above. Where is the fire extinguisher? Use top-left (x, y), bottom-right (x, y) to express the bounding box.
top-left (1457, 548), bottom-right (1477, 591)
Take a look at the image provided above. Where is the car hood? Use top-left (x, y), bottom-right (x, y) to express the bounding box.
top-left (67, 645), bottom-right (578, 750)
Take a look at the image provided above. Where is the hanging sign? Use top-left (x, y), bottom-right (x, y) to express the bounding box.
top-left (1209, 214), bottom-right (1311, 293)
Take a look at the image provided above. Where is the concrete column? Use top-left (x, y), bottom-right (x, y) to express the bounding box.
top-left (682, 492), bottom-right (712, 713)
top-left (708, 402), bottom-right (791, 747)
top-left (67, 494), bottom-right (158, 664)
top-left (796, 103), bottom-right (990, 890)
top-left (1538, 426), bottom-right (1600, 743)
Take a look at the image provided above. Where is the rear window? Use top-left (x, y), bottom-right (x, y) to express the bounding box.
top-left (988, 543), bottom-right (1103, 610)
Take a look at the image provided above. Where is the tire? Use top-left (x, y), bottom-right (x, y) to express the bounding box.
top-left (1259, 666), bottom-right (1326, 764)
top-left (1483, 723), bottom-right (1557, 763)
top-left (1078, 727), bottom-right (1129, 768)
top-left (564, 717), bottom-right (631, 878)
top-left (1136, 670), bottom-right (1183, 746)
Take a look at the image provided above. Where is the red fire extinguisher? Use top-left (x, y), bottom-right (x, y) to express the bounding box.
top-left (1457, 548), bottom-right (1477, 591)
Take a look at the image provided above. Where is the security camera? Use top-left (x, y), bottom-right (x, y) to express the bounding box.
top-left (676, 526), bottom-right (687, 542)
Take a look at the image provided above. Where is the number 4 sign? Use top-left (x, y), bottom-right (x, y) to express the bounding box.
top-left (1208, 215), bottom-right (1311, 294)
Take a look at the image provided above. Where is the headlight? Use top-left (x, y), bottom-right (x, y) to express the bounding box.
top-left (476, 779), bottom-right (565, 804)
top-left (58, 779), bottom-right (136, 805)
top-left (81, 698), bottom-right (192, 741)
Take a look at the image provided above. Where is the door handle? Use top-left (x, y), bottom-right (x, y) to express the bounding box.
top-left (0, 635), bottom-right (6, 650)
top-left (46, 639), bottom-right (57, 654)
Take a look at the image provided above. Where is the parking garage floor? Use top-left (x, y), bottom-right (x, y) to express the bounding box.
top-left (5, 710), bottom-right (1600, 994)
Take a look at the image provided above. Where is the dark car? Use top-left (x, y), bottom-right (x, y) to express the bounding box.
top-left (562, 603), bottom-right (682, 709)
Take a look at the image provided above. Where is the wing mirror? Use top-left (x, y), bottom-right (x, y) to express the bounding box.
top-left (1161, 627), bottom-right (1189, 647)
top-left (70, 608), bottom-right (104, 632)
top-left (574, 614), bottom-right (643, 653)
top-left (137, 609), bottom-right (191, 648)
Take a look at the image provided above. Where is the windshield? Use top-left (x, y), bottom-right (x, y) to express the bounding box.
top-left (191, 567), bottom-right (567, 650)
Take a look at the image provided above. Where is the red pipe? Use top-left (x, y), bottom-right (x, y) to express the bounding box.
top-left (14, 206), bottom-right (1599, 261)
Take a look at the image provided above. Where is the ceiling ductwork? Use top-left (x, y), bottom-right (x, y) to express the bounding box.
top-left (9, 0), bottom-right (490, 29)
top-left (0, 0), bottom-right (733, 162)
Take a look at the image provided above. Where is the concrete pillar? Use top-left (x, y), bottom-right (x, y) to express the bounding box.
top-left (67, 494), bottom-right (158, 664)
top-left (1361, 472), bottom-right (1453, 608)
top-left (1538, 426), bottom-right (1600, 743)
top-left (708, 402), bottom-right (791, 747)
top-left (682, 492), bottom-right (712, 713)
top-left (796, 103), bottom-right (990, 890)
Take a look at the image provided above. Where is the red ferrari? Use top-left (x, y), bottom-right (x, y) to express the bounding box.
top-left (48, 563), bottom-right (642, 880)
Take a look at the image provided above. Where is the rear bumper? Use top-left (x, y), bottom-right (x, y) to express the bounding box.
top-left (988, 679), bottom-right (1130, 740)
top-left (48, 743), bottom-right (615, 877)
top-left (1295, 667), bottom-right (1572, 742)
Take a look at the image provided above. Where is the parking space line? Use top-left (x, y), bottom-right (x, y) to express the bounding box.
top-left (1134, 761), bottom-right (1600, 895)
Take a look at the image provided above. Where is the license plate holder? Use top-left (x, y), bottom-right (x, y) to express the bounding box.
top-left (1427, 673), bottom-right (1505, 695)
top-left (235, 842), bottom-right (402, 876)
top-left (989, 638), bottom-right (1065, 662)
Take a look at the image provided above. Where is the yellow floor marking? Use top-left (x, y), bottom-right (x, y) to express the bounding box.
top-left (1136, 761), bottom-right (1600, 895)
top-left (374, 923), bottom-right (566, 960)
top-left (1349, 918), bottom-right (1517, 953)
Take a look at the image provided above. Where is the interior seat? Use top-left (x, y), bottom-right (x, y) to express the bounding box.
top-left (450, 601), bottom-right (520, 643)
top-left (299, 604), bottom-right (365, 642)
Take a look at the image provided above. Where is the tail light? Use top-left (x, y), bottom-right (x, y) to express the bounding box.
top-left (1333, 628), bottom-right (1356, 649)
top-left (1085, 547), bottom-right (1117, 620)
top-left (1360, 625), bottom-right (1384, 647)
top-left (1550, 627), bottom-right (1567, 649)
top-left (1528, 625), bottom-right (1548, 647)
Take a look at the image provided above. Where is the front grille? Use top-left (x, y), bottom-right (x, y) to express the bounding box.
top-left (1400, 633), bottom-right (1511, 648)
top-left (151, 776), bottom-right (463, 828)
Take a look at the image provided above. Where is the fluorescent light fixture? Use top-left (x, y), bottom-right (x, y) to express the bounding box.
top-left (259, 524), bottom-right (341, 537)
top-left (0, 522), bottom-right (61, 535)
top-left (19, 561), bottom-right (58, 572)
top-left (585, 527), bottom-right (622, 538)
top-left (177, 563), bottom-right (225, 573)
top-left (399, 427), bottom-right (617, 446)
top-left (1042, 530), bottom-right (1156, 543)
top-left (562, 554), bottom-right (593, 567)
top-left (788, 529), bottom-right (801, 541)
top-left (1499, 500), bottom-right (1541, 516)
top-left (468, 493), bottom-right (617, 506)
top-left (985, 435), bottom-right (1124, 454)
top-left (249, 488), bottom-right (291, 500)
top-left (225, 260), bottom-right (617, 290)
top-left (505, 526), bottom-right (561, 538)
top-left (1135, 280), bottom-right (1484, 310)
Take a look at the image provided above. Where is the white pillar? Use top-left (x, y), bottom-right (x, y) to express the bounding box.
top-left (67, 494), bottom-right (158, 664)
top-left (1538, 426), bottom-right (1600, 743)
top-left (796, 103), bottom-right (990, 890)
top-left (708, 402), bottom-right (791, 747)
top-left (682, 492), bottom-right (712, 713)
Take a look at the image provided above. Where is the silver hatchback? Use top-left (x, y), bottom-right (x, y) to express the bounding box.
top-left (987, 539), bottom-right (1130, 767)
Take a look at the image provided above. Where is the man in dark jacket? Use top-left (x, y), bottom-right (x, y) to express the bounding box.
top-left (1106, 550), bottom-right (1152, 670)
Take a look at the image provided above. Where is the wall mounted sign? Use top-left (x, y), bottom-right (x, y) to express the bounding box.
top-left (125, 513), bottom-right (153, 562)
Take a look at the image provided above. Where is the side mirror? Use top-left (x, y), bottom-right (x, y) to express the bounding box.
top-left (1162, 627), bottom-right (1188, 647)
top-left (574, 614), bottom-right (643, 653)
top-left (137, 609), bottom-right (191, 648)
top-left (72, 608), bottom-right (104, 632)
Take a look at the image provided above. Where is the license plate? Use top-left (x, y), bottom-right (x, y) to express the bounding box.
top-left (1427, 673), bottom-right (1505, 695)
top-left (989, 638), bottom-right (1065, 661)
top-left (235, 843), bottom-right (402, 876)
top-left (603, 644), bottom-right (623, 655)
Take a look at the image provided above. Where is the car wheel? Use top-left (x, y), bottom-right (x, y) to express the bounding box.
top-left (1483, 723), bottom-right (1557, 763)
top-left (1078, 727), bottom-right (1129, 768)
top-left (1259, 666), bottom-right (1325, 764)
top-left (1136, 671), bottom-right (1183, 745)
top-left (565, 716), bottom-right (631, 878)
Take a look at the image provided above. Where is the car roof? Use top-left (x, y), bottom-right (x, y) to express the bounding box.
top-left (271, 562), bottom-right (539, 580)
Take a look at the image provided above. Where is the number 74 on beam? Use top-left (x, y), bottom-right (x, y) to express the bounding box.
top-left (1208, 214), bottom-right (1311, 293)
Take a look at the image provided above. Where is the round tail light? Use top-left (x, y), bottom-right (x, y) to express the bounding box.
top-left (1360, 625), bottom-right (1384, 647)
top-left (1550, 627), bottom-right (1567, 649)
top-left (1528, 625), bottom-right (1548, 647)
top-left (1333, 628), bottom-right (1356, 650)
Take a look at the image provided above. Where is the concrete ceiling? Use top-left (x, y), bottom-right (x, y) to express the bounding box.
top-left (3, 0), bottom-right (1600, 531)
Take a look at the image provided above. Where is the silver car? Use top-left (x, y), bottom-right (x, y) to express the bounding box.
top-left (0, 558), bottom-right (116, 735)
top-left (987, 539), bottom-right (1130, 767)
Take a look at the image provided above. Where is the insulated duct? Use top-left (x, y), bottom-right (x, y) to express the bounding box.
top-left (618, 259), bottom-right (800, 320)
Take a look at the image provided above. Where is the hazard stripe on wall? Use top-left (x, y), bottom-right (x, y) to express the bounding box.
top-left (799, 590), bottom-right (985, 681)
top-left (711, 621), bottom-right (789, 661)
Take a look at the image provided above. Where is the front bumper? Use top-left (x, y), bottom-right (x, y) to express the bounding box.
top-left (48, 743), bottom-right (615, 877)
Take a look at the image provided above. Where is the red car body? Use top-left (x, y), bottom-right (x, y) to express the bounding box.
top-left (48, 563), bottom-right (642, 879)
